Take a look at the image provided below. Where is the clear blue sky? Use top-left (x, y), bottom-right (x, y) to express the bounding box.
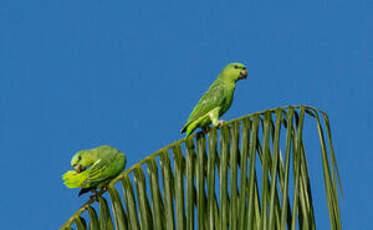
top-left (1, 0), bottom-right (371, 229)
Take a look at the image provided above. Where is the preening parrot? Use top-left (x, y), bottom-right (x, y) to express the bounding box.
top-left (62, 145), bottom-right (126, 196)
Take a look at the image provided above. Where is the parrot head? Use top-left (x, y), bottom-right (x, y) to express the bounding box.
top-left (70, 150), bottom-right (95, 173)
top-left (221, 63), bottom-right (248, 82)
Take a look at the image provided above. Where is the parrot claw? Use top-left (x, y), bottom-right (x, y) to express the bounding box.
top-left (218, 120), bottom-right (225, 128)
top-left (90, 194), bottom-right (99, 201)
top-left (100, 185), bottom-right (108, 193)
top-left (202, 126), bottom-right (211, 134)
top-left (89, 189), bottom-right (100, 201)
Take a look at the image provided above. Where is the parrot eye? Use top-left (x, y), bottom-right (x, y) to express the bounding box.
top-left (234, 65), bottom-right (239, 69)
top-left (78, 156), bottom-right (82, 161)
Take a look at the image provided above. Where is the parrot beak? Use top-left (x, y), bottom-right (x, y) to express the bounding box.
top-left (239, 69), bottom-right (248, 80)
top-left (74, 164), bottom-right (85, 173)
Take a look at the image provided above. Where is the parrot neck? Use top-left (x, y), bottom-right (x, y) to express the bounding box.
top-left (218, 72), bottom-right (237, 85)
top-left (83, 151), bottom-right (100, 166)
top-left (90, 151), bottom-right (101, 161)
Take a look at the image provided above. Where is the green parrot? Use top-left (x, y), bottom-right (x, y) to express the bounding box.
top-left (62, 145), bottom-right (126, 196)
top-left (181, 63), bottom-right (247, 137)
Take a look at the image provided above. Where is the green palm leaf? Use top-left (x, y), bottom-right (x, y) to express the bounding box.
top-left (60, 105), bottom-right (343, 230)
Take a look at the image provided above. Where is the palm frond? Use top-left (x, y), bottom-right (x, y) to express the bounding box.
top-left (60, 105), bottom-right (342, 230)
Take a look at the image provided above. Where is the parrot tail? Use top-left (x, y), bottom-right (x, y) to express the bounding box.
top-left (62, 170), bottom-right (89, 188)
top-left (180, 125), bottom-right (188, 134)
top-left (184, 122), bottom-right (200, 138)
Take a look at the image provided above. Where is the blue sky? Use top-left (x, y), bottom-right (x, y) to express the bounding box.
top-left (1, 0), bottom-right (372, 229)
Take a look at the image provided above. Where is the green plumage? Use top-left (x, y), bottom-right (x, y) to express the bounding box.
top-left (181, 63), bottom-right (247, 137)
top-left (62, 145), bottom-right (126, 195)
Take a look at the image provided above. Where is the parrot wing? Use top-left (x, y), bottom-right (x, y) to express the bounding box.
top-left (81, 159), bottom-right (112, 186)
top-left (181, 81), bottom-right (225, 133)
top-left (63, 170), bottom-right (84, 188)
top-left (62, 159), bottom-right (111, 188)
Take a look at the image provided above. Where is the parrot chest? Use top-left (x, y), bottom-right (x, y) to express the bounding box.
top-left (220, 85), bottom-right (235, 115)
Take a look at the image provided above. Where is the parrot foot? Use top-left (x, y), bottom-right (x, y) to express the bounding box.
top-left (100, 185), bottom-right (108, 193)
top-left (89, 189), bottom-right (99, 201)
top-left (89, 188), bottom-right (98, 201)
top-left (218, 120), bottom-right (225, 128)
top-left (202, 126), bottom-right (211, 134)
top-left (90, 194), bottom-right (99, 201)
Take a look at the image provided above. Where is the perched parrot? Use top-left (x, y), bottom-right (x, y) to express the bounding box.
top-left (62, 145), bottom-right (126, 196)
top-left (181, 63), bottom-right (247, 137)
